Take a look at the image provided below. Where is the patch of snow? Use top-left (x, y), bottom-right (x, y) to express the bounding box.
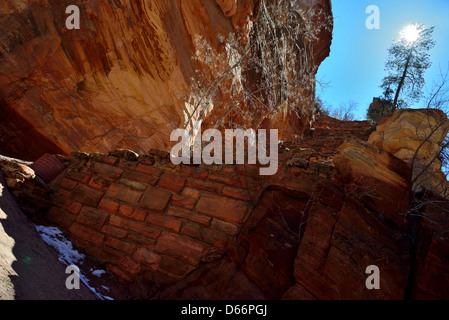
top-left (35, 225), bottom-right (84, 265)
top-left (101, 285), bottom-right (111, 292)
top-left (91, 269), bottom-right (106, 278)
top-left (35, 224), bottom-right (113, 300)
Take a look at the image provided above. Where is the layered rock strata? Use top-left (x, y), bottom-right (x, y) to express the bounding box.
top-left (0, 0), bottom-right (332, 160)
top-left (3, 110), bottom-right (448, 299)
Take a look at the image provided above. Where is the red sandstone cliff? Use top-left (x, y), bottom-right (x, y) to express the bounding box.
top-left (0, 0), bottom-right (332, 160)
top-left (2, 1), bottom-right (449, 301)
top-left (2, 110), bottom-right (448, 300)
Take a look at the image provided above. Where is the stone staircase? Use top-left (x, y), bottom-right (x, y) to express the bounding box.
top-left (301, 116), bottom-right (373, 156)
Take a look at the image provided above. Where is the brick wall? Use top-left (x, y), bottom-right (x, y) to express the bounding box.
top-left (7, 117), bottom-right (449, 300)
top-left (46, 149), bottom-right (276, 283)
top-left (39, 119), bottom-right (372, 289)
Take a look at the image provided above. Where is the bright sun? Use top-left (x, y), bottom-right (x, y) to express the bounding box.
top-left (401, 24), bottom-right (420, 43)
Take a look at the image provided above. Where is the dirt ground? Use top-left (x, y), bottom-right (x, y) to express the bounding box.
top-left (0, 171), bottom-right (105, 300)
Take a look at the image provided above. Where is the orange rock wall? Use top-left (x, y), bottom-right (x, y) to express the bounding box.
top-left (0, 0), bottom-right (332, 161)
top-left (34, 117), bottom-right (419, 299)
top-left (6, 113), bottom-right (449, 299)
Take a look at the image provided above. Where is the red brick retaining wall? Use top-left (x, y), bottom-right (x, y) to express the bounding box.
top-left (42, 118), bottom-right (373, 286)
top-left (46, 149), bottom-right (277, 282)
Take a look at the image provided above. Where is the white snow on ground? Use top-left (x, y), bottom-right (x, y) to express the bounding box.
top-left (91, 268), bottom-right (106, 278)
top-left (35, 225), bottom-right (85, 265)
top-left (35, 225), bottom-right (113, 300)
top-left (101, 285), bottom-right (111, 292)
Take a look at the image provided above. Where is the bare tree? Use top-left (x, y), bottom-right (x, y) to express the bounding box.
top-left (331, 100), bottom-right (358, 121)
top-left (183, 0), bottom-right (332, 138)
top-left (407, 68), bottom-right (449, 223)
top-left (411, 68), bottom-right (449, 191)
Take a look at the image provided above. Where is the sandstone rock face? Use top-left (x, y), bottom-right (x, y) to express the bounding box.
top-left (334, 138), bottom-right (411, 227)
top-left (412, 201), bottom-right (449, 299)
top-left (369, 109), bottom-right (449, 198)
top-left (4, 113), bottom-right (447, 300)
top-left (284, 193), bottom-right (411, 300)
top-left (0, 0), bottom-right (332, 161)
top-left (215, 0), bottom-right (238, 17)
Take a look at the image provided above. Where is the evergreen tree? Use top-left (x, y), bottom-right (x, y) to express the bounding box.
top-left (380, 24), bottom-right (435, 110)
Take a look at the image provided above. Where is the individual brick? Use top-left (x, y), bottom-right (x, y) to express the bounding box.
top-left (70, 184), bottom-right (104, 207)
top-left (155, 232), bottom-right (205, 266)
top-left (92, 162), bottom-right (123, 180)
top-left (181, 165), bottom-right (209, 180)
top-left (88, 177), bottom-right (111, 190)
top-left (105, 237), bottom-right (137, 255)
top-left (146, 214), bottom-right (182, 233)
top-left (116, 256), bottom-right (141, 277)
top-left (171, 194), bottom-right (197, 210)
top-left (76, 206), bottom-right (110, 230)
top-left (57, 188), bottom-right (71, 198)
top-left (118, 159), bottom-right (138, 171)
top-left (133, 247), bottom-right (161, 270)
top-left (108, 265), bottom-right (133, 283)
top-left (108, 215), bottom-right (161, 239)
top-left (186, 179), bottom-right (224, 193)
top-left (139, 186), bottom-right (171, 212)
top-left (139, 155), bottom-right (156, 166)
top-left (196, 194), bottom-right (249, 223)
top-left (222, 186), bottom-right (251, 201)
top-left (66, 201), bottom-right (83, 215)
top-left (106, 183), bottom-right (143, 206)
top-left (119, 178), bottom-right (147, 191)
top-left (135, 164), bottom-right (161, 176)
top-left (59, 178), bottom-right (78, 191)
top-left (46, 207), bottom-right (77, 228)
top-left (119, 204), bottom-right (134, 217)
top-left (126, 234), bottom-right (157, 249)
top-left (127, 208), bottom-right (148, 222)
top-left (182, 187), bottom-right (201, 199)
top-left (53, 194), bottom-right (72, 208)
top-left (211, 218), bottom-right (240, 236)
top-left (88, 153), bottom-right (119, 165)
top-left (69, 223), bottom-right (104, 246)
top-left (154, 160), bottom-right (179, 173)
top-left (66, 170), bottom-right (90, 184)
top-left (149, 149), bottom-right (170, 159)
top-left (158, 254), bottom-right (196, 278)
top-left (208, 172), bottom-right (241, 186)
top-left (99, 198), bottom-right (120, 213)
top-left (122, 170), bottom-right (159, 185)
top-left (167, 206), bottom-right (211, 225)
top-left (158, 172), bottom-right (185, 193)
top-left (101, 225), bottom-right (128, 239)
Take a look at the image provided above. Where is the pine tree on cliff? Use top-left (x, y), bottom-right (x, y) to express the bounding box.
top-left (380, 24), bottom-right (435, 111)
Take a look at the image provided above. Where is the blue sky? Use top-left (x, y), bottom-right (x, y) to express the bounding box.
top-left (316, 0), bottom-right (449, 120)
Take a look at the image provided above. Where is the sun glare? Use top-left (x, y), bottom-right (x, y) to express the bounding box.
top-left (401, 24), bottom-right (420, 43)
